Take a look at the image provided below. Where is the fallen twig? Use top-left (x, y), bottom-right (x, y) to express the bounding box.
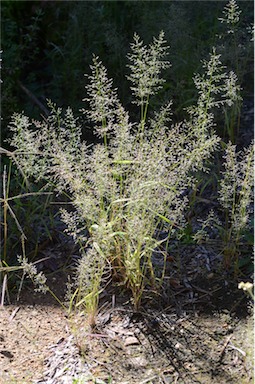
top-left (218, 335), bottom-right (232, 363)
top-left (0, 274), bottom-right (8, 306)
top-left (9, 306), bottom-right (20, 321)
top-left (228, 342), bottom-right (246, 356)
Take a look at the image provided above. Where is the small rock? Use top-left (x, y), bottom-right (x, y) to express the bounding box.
top-left (131, 356), bottom-right (147, 367)
top-left (124, 336), bottom-right (140, 346)
top-left (207, 273), bottom-right (214, 279)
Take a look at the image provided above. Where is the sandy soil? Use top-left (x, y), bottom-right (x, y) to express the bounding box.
top-left (0, 304), bottom-right (68, 383)
top-left (0, 241), bottom-right (253, 384)
top-left (0, 288), bottom-right (253, 384)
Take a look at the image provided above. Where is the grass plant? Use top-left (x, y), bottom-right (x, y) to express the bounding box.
top-left (217, 0), bottom-right (253, 142)
top-left (0, 151), bottom-right (55, 259)
top-left (218, 141), bottom-right (254, 269)
top-left (0, 156), bottom-right (57, 304)
top-left (194, 141), bottom-right (254, 272)
top-left (238, 281), bottom-right (254, 383)
top-left (5, 32), bottom-right (245, 324)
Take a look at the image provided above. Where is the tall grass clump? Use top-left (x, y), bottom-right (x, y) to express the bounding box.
top-left (217, 0), bottom-right (253, 142)
top-left (218, 141), bottom-right (254, 268)
top-left (194, 141), bottom-right (254, 271)
top-left (7, 32), bottom-right (240, 323)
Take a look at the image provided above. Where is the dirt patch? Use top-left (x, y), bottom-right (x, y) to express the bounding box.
top-left (0, 241), bottom-right (253, 383)
top-left (0, 304), bottom-right (68, 383)
top-left (0, 298), bottom-right (253, 383)
top-left (66, 306), bottom-right (253, 384)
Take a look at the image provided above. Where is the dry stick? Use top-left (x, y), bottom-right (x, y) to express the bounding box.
top-left (17, 80), bottom-right (49, 116)
top-left (218, 335), bottom-right (232, 363)
top-left (228, 342), bottom-right (246, 356)
top-left (9, 306), bottom-right (20, 321)
top-left (0, 274), bottom-right (8, 306)
top-left (1, 168), bottom-right (9, 307)
top-left (140, 376), bottom-right (159, 384)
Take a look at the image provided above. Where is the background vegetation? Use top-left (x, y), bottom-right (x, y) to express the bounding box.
top-left (2, 1), bottom-right (253, 140)
top-left (1, 1), bottom-right (254, 308)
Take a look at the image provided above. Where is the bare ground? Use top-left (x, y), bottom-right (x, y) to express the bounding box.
top-left (0, 300), bottom-right (253, 384)
top-left (0, 242), bottom-right (253, 384)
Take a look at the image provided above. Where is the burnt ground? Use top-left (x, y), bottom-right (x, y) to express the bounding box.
top-left (0, 238), bottom-right (253, 384)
